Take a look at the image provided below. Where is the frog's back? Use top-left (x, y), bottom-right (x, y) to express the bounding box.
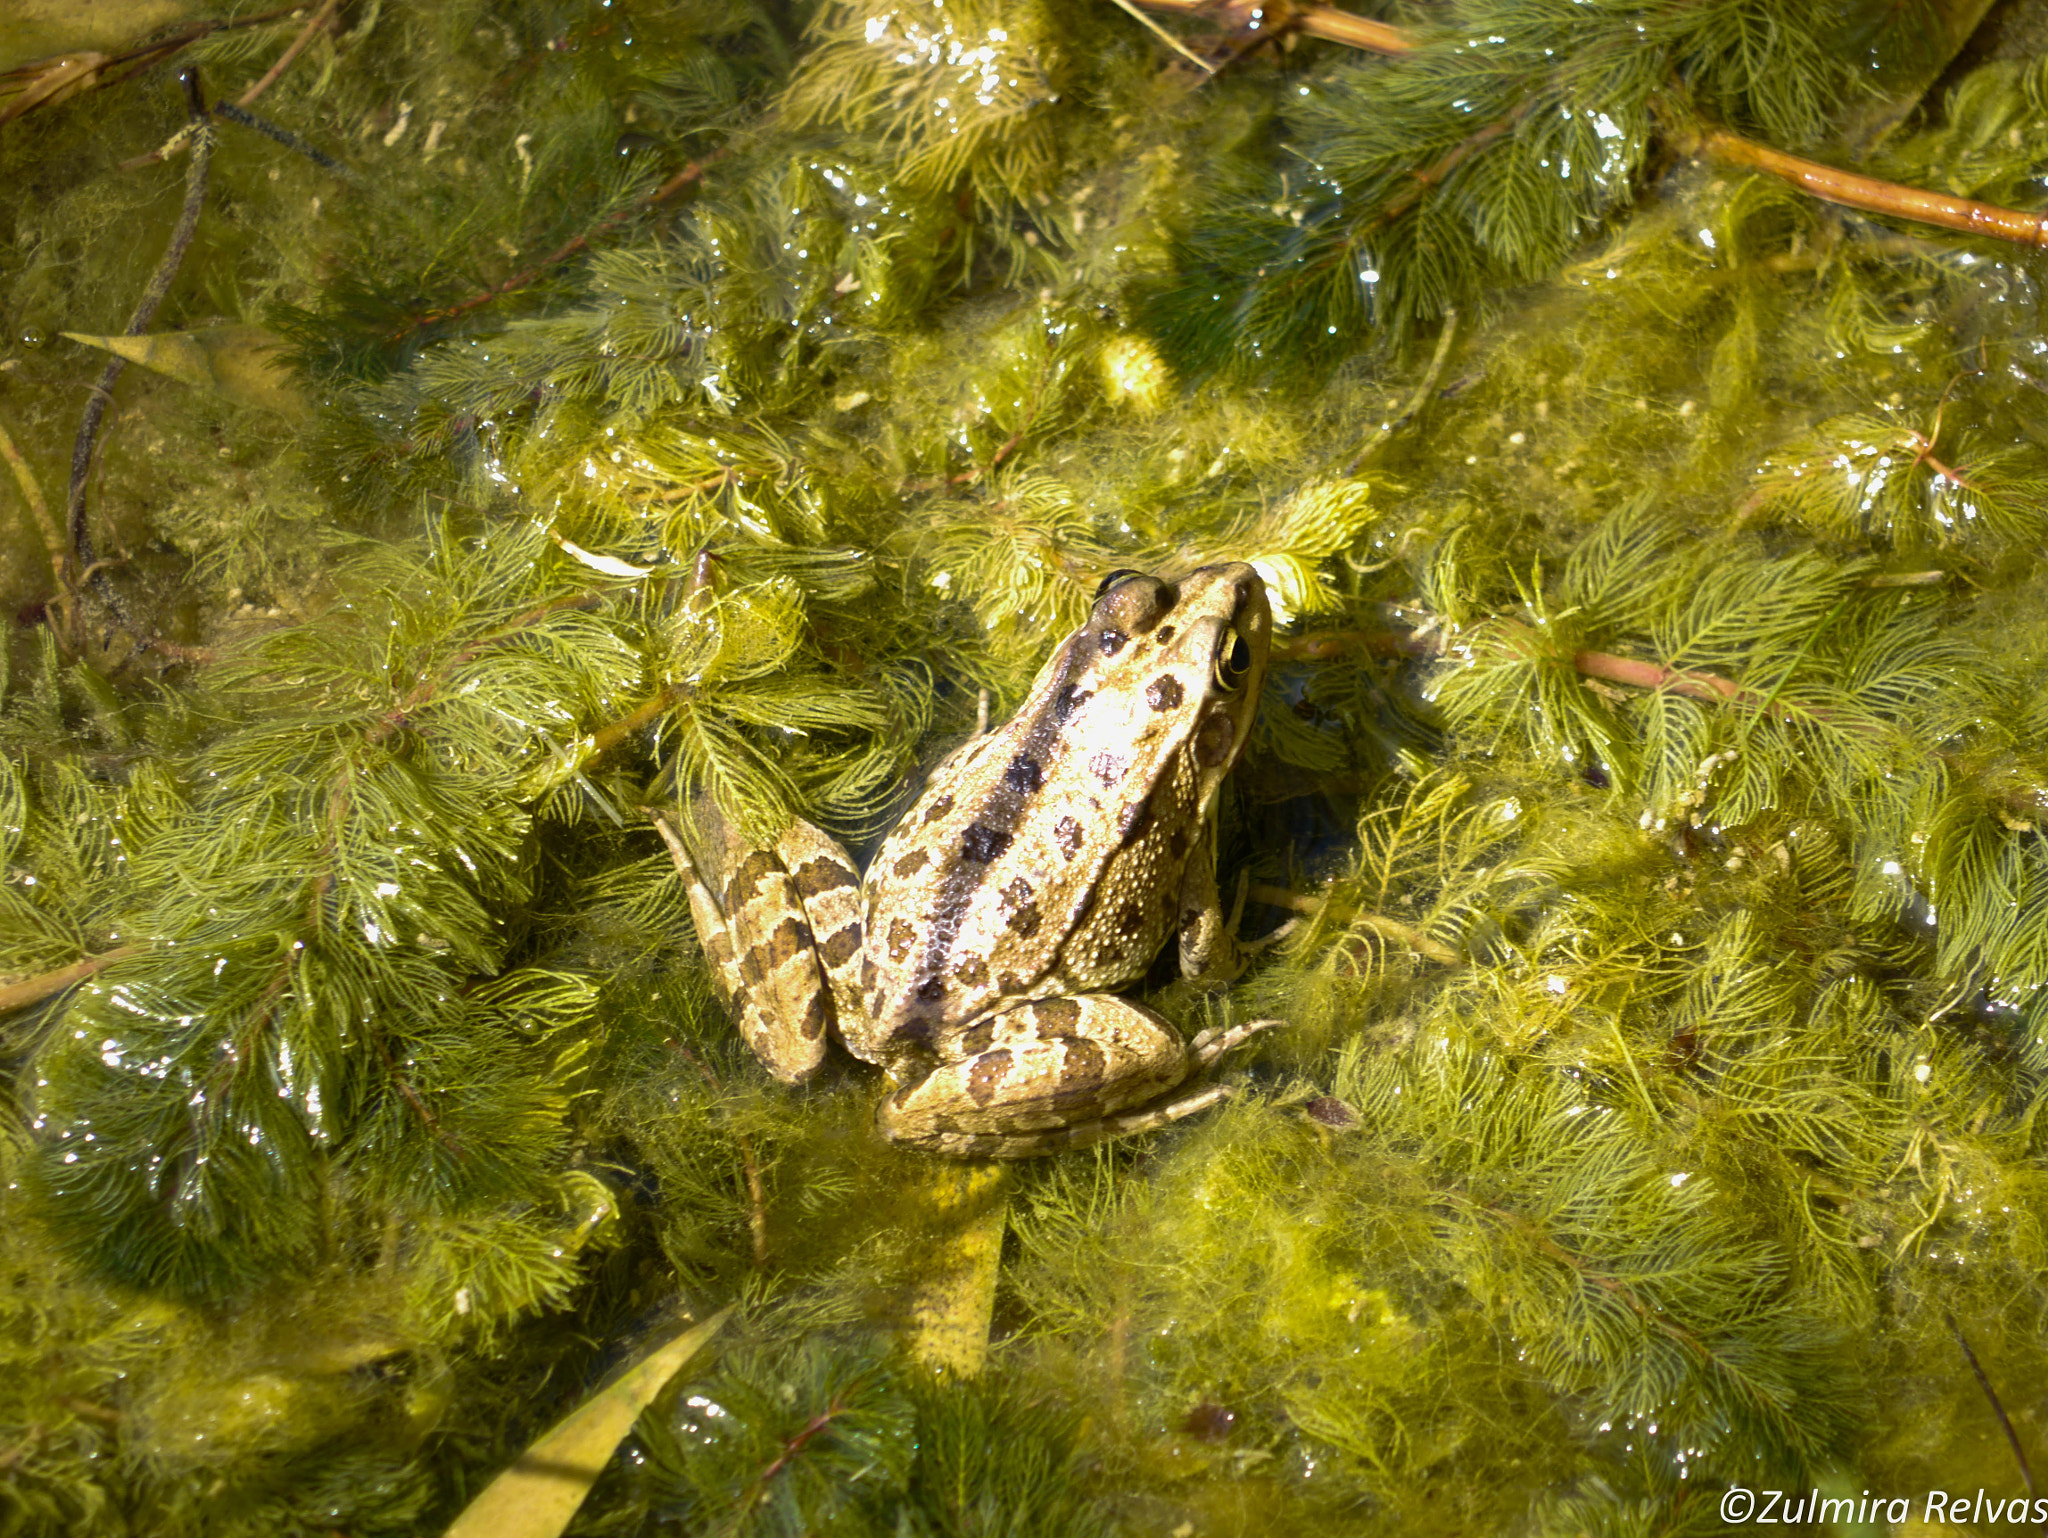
top-left (853, 564), bottom-right (1267, 1054)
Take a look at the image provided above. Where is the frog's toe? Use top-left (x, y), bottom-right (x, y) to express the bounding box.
top-left (1187, 1016), bottom-right (1283, 1068)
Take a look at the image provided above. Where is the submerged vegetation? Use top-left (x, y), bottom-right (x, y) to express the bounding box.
top-left (6, 0), bottom-right (2048, 1530)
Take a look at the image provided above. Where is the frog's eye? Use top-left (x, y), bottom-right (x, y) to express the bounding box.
top-left (1094, 567), bottom-right (1142, 599)
top-left (1214, 629), bottom-right (1254, 691)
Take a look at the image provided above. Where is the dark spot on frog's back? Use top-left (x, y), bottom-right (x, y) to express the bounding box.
top-left (1115, 901), bottom-right (1146, 936)
top-left (1099, 629), bottom-right (1127, 657)
top-left (728, 849), bottom-right (782, 905)
top-left (893, 847), bottom-right (932, 878)
top-left (1007, 903), bottom-right (1042, 938)
top-left (958, 1018), bottom-right (998, 1055)
top-left (961, 823), bottom-right (1013, 863)
top-left (1166, 825), bottom-right (1189, 860)
top-left (793, 857), bottom-right (858, 897)
top-left (1005, 754), bottom-right (1044, 794)
top-left (1031, 997), bottom-right (1082, 1036)
top-left (916, 975), bottom-right (946, 1003)
top-left (1146, 675), bottom-right (1185, 711)
top-left (766, 916), bottom-right (814, 965)
top-left (1154, 624), bottom-right (1176, 646)
top-left (953, 952), bottom-right (988, 986)
top-left (887, 916), bottom-right (917, 961)
top-left (967, 1049), bottom-right (1014, 1107)
top-left (1055, 815), bottom-right (1084, 859)
top-left (922, 793), bottom-right (955, 824)
top-left (1090, 753), bottom-right (1126, 788)
top-left (1054, 1037), bottom-right (1107, 1101)
top-left (821, 921), bottom-right (862, 967)
top-left (1054, 685), bottom-right (1093, 722)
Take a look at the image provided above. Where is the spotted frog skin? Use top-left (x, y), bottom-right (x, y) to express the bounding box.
top-left (658, 562), bottom-right (1276, 1158)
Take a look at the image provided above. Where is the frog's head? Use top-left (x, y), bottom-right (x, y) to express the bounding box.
top-left (1081, 561), bottom-right (1270, 797)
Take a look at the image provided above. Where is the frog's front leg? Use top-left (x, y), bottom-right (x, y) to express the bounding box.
top-left (1175, 805), bottom-right (1298, 986)
top-left (877, 995), bottom-right (1277, 1159)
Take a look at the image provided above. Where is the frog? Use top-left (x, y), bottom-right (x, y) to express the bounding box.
top-left (654, 561), bottom-right (1280, 1158)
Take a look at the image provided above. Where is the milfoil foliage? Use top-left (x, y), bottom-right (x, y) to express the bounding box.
top-left (1141, 0), bottom-right (1866, 377)
top-left (8, 0), bottom-right (2048, 1533)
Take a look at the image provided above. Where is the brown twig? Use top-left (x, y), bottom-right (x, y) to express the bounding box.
top-left (235, 0), bottom-right (343, 110)
top-left (364, 592), bottom-right (605, 746)
top-left (1280, 616), bottom-right (1841, 727)
top-left (68, 76), bottom-right (215, 582)
top-left (1125, 0), bottom-right (1412, 55)
top-left (0, 946), bottom-right (143, 1014)
top-left (1127, 4), bottom-right (2048, 256)
top-left (0, 7), bottom-right (304, 127)
top-left (1696, 128), bottom-right (2048, 248)
top-left (587, 682), bottom-right (693, 762)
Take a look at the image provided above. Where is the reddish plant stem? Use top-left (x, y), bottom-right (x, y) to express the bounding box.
top-left (393, 147), bottom-right (733, 338)
top-left (739, 1383), bottom-right (868, 1511)
top-left (366, 592), bottom-right (604, 746)
top-left (1284, 618), bottom-right (1816, 722)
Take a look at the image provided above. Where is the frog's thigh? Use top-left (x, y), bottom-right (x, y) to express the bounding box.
top-left (667, 805), bottom-right (839, 1085)
top-left (878, 995), bottom-right (1192, 1150)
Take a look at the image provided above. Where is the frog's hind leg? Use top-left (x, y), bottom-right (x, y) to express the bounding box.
top-left (933, 1080), bottom-right (1237, 1159)
top-left (879, 998), bottom-right (1280, 1159)
top-left (651, 805), bottom-right (839, 1084)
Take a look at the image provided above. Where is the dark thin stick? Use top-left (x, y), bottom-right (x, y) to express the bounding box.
top-left (213, 101), bottom-right (354, 179)
top-left (1949, 1310), bottom-right (2038, 1503)
top-left (66, 71), bottom-right (216, 578)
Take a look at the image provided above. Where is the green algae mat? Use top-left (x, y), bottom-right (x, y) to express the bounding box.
top-left (4, 0), bottom-right (2048, 1532)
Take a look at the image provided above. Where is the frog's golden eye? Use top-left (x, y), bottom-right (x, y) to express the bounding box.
top-left (1214, 629), bottom-right (1253, 691)
top-left (1094, 567), bottom-right (1142, 599)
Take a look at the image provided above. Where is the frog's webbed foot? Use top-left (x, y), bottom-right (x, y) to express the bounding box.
top-left (1224, 870), bottom-right (1303, 962)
